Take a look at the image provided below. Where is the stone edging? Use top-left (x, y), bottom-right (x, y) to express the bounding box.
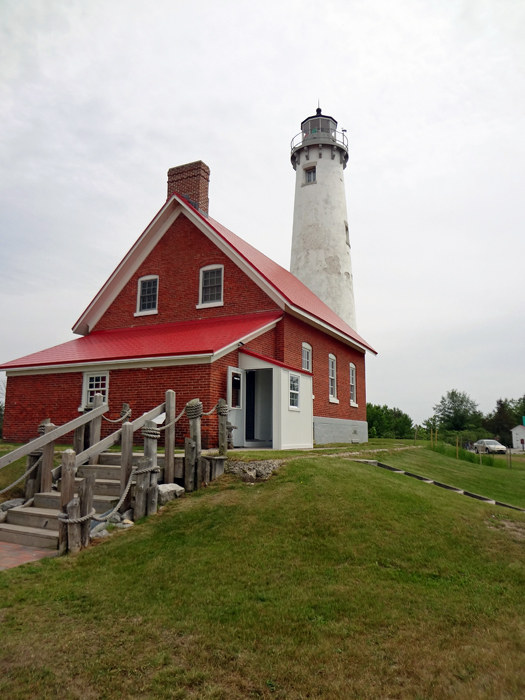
top-left (352, 459), bottom-right (525, 513)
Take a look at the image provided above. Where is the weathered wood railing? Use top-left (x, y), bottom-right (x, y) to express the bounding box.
top-left (1, 388), bottom-right (229, 554)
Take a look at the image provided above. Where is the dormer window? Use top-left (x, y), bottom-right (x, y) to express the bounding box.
top-left (135, 275), bottom-right (159, 317)
top-left (197, 264), bottom-right (224, 309)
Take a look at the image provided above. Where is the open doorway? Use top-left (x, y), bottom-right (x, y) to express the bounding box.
top-left (227, 367), bottom-right (273, 448)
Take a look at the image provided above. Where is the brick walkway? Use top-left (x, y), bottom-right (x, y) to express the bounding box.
top-left (0, 542), bottom-right (58, 571)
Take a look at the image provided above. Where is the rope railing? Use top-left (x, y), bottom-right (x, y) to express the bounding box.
top-left (0, 454), bottom-right (43, 496)
top-left (157, 405), bottom-right (186, 432)
top-left (101, 408), bottom-right (132, 424)
top-left (57, 460), bottom-right (160, 525)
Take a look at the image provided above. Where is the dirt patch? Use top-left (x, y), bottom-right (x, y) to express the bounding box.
top-left (487, 519), bottom-right (525, 541)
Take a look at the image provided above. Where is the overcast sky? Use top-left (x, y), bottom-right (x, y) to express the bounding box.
top-left (1, 0), bottom-right (524, 425)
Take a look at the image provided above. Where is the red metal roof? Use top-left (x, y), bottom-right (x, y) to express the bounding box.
top-left (239, 348), bottom-right (312, 376)
top-left (72, 191), bottom-right (376, 354)
top-left (0, 312), bottom-right (282, 370)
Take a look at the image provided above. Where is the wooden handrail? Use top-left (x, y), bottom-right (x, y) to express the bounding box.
top-left (74, 402), bottom-right (166, 467)
top-left (0, 403), bottom-right (109, 470)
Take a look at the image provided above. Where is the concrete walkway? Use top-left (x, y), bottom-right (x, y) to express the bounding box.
top-left (0, 541), bottom-right (58, 571)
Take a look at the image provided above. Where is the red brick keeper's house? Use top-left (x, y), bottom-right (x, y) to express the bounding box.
top-left (1, 161), bottom-right (376, 449)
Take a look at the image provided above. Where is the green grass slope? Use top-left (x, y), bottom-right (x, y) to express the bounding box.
top-left (380, 447), bottom-right (525, 509)
top-left (2, 457), bottom-right (525, 699)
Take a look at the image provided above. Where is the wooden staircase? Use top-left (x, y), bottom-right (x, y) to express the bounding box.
top-left (0, 453), bottom-right (126, 549)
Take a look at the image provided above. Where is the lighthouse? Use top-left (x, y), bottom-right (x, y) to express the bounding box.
top-left (290, 108), bottom-right (357, 330)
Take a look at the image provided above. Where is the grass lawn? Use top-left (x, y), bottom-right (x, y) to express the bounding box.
top-left (2, 455), bottom-right (525, 698)
top-left (375, 447), bottom-right (525, 509)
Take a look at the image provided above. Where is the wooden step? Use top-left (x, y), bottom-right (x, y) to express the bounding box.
top-left (0, 522), bottom-right (58, 549)
top-left (98, 452), bottom-right (166, 468)
top-left (77, 465), bottom-right (122, 481)
top-left (34, 491), bottom-right (118, 513)
top-left (57, 478), bottom-right (121, 498)
top-left (7, 506), bottom-right (60, 531)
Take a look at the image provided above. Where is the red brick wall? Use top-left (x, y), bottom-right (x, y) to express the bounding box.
top-left (95, 214), bottom-right (280, 332)
top-left (3, 359), bottom-right (243, 448)
top-left (280, 316), bottom-right (367, 422)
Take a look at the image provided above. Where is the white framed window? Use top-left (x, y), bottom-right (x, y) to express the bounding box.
top-left (302, 342), bottom-right (312, 372)
top-left (135, 275), bottom-right (159, 317)
top-left (350, 363), bottom-right (357, 406)
top-left (197, 264), bottom-right (224, 309)
top-left (329, 354), bottom-right (339, 403)
top-left (289, 373), bottom-right (300, 410)
top-left (81, 372), bottom-right (109, 410)
top-left (305, 167), bottom-right (316, 184)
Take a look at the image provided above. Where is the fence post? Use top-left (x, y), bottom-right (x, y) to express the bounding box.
top-left (164, 390), bottom-right (176, 484)
top-left (40, 423), bottom-right (57, 493)
top-left (88, 394), bottom-right (104, 466)
top-left (73, 423), bottom-right (85, 456)
top-left (134, 457), bottom-right (151, 520)
top-left (218, 398), bottom-right (228, 456)
top-left (184, 438), bottom-right (196, 493)
top-left (67, 497), bottom-right (81, 554)
top-left (59, 449), bottom-right (76, 556)
top-left (186, 399), bottom-right (202, 490)
top-left (143, 420), bottom-right (159, 516)
top-left (78, 473), bottom-right (95, 549)
top-left (120, 422), bottom-right (134, 513)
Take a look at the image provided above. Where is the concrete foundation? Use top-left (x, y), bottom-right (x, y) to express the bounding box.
top-left (313, 416), bottom-right (368, 445)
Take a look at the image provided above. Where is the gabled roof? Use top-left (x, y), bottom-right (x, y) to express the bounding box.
top-left (73, 193), bottom-right (376, 355)
top-left (0, 312), bottom-right (282, 372)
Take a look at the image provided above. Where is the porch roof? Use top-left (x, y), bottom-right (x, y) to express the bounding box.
top-left (0, 311), bottom-right (282, 371)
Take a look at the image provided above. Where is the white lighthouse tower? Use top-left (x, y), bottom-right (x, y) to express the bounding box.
top-left (290, 108), bottom-right (357, 330)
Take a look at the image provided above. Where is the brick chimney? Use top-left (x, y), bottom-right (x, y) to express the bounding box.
top-left (167, 160), bottom-right (210, 214)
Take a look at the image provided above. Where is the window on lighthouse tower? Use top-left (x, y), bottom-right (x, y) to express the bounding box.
top-left (305, 167), bottom-right (316, 184)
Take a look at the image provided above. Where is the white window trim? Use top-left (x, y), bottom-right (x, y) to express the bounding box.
top-left (301, 342), bottom-right (312, 372)
top-left (134, 274), bottom-right (159, 317)
top-left (289, 372), bottom-right (300, 411)
top-left (350, 362), bottom-right (358, 407)
top-left (329, 353), bottom-right (338, 403)
top-left (196, 264), bottom-right (224, 309)
top-left (79, 371), bottom-right (109, 411)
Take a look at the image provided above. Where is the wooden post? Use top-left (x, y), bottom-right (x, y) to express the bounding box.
top-left (218, 398), bottom-right (228, 456)
top-left (24, 453), bottom-right (40, 501)
top-left (184, 438), bottom-right (196, 493)
top-left (134, 457), bottom-right (151, 520)
top-left (67, 498), bottom-right (82, 554)
top-left (73, 424), bottom-right (85, 456)
top-left (164, 390), bottom-right (176, 484)
top-left (198, 457), bottom-right (210, 487)
top-left (59, 450), bottom-right (76, 556)
top-left (189, 414), bottom-right (201, 462)
top-left (147, 481), bottom-right (158, 515)
top-left (143, 420), bottom-right (159, 516)
top-left (78, 473), bottom-right (95, 549)
top-left (88, 394), bottom-right (104, 466)
top-left (40, 423), bottom-right (57, 494)
top-left (120, 422), bottom-right (134, 513)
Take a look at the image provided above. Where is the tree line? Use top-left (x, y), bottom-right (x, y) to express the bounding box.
top-left (367, 390), bottom-right (525, 446)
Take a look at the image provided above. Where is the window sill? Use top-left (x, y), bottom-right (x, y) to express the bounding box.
top-left (350, 401), bottom-right (359, 408)
top-left (134, 309), bottom-right (158, 317)
top-left (301, 181), bottom-right (317, 188)
top-left (329, 396), bottom-right (339, 404)
top-left (288, 406), bottom-right (300, 412)
top-left (196, 301), bottom-right (224, 310)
